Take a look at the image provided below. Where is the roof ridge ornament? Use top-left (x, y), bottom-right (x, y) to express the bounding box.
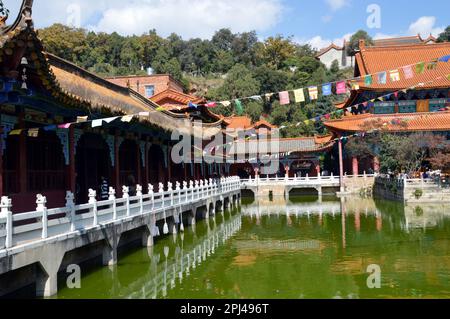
top-left (0, 1), bottom-right (9, 27)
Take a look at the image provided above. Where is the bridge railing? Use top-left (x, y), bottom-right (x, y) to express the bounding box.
top-left (0, 177), bottom-right (241, 250)
top-left (241, 174), bottom-right (375, 185)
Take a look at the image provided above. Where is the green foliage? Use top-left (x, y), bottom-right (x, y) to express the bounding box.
top-left (437, 26), bottom-right (450, 42)
top-left (414, 189), bottom-right (423, 200)
top-left (346, 30), bottom-right (374, 56)
top-left (39, 24), bottom-right (350, 138)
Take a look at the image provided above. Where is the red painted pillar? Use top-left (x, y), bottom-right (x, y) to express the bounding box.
top-left (284, 165), bottom-right (289, 178)
top-left (145, 140), bottom-right (149, 187)
top-left (352, 157), bottom-right (359, 176)
top-left (315, 163), bottom-right (321, 177)
top-left (338, 139), bottom-right (344, 192)
top-left (68, 127), bottom-right (76, 193)
top-left (0, 126), bottom-right (3, 197)
top-left (136, 141), bottom-right (141, 185)
top-left (373, 156), bottom-right (380, 173)
top-left (18, 114), bottom-right (27, 194)
top-left (114, 132), bottom-right (120, 192)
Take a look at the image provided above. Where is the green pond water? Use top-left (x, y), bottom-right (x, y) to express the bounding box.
top-left (55, 196), bottom-right (450, 299)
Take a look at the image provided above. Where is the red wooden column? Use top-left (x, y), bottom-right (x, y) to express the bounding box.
top-left (315, 163), bottom-right (321, 177)
top-left (373, 156), bottom-right (380, 173)
top-left (136, 139), bottom-right (142, 185)
top-left (338, 139), bottom-right (344, 192)
top-left (352, 157), bottom-right (359, 176)
top-left (144, 139), bottom-right (149, 187)
top-left (167, 145), bottom-right (172, 183)
top-left (68, 127), bottom-right (76, 193)
top-left (0, 126), bottom-right (3, 197)
top-left (114, 131), bottom-right (120, 192)
top-left (18, 113), bottom-right (27, 194)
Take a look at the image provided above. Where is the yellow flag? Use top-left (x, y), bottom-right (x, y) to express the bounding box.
top-left (294, 89), bottom-right (305, 103)
top-left (9, 129), bottom-right (22, 135)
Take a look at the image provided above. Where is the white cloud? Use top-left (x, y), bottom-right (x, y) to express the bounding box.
top-left (296, 33), bottom-right (352, 50)
top-left (325, 0), bottom-right (350, 11)
top-left (4, 0), bottom-right (283, 39)
top-left (407, 16), bottom-right (444, 37)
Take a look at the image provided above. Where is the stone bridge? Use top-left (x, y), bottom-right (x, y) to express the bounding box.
top-left (0, 177), bottom-right (241, 297)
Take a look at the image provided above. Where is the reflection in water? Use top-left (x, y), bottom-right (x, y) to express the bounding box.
top-left (56, 197), bottom-right (450, 299)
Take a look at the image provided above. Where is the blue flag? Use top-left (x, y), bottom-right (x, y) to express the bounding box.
top-left (322, 83), bottom-right (332, 96)
top-left (438, 54), bottom-right (450, 62)
top-left (188, 102), bottom-right (198, 109)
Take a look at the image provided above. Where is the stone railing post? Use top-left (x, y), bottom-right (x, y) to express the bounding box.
top-left (88, 189), bottom-right (98, 226)
top-left (148, 184), bottom-right (154, 211)
top-left (1, 196), bottom-right (13, 248)
top-left (199, 180), bottom-right (204, 199)
top-left (159, 183), bottom-right (165, 209)
top-left (137, 184), bottom-right (143, 215)
top-left (65, 191), bottom-right (76, 232)
top-left (122, 186), bottom-right (130, 216)
top-left (176, 182), bottom-right (181, 206)
top-left (195, 180), bottom-right (199, 200)
top-left (190, 181), bottom-right (195, 201)
top-left (36, 194), bottom-right (48, 239)
top-left (168, 182), bottom-right (174, 206)
top-left (183, 181), bottom-right (188, 203)
top-left (109, 187), bottom-right (117, 220)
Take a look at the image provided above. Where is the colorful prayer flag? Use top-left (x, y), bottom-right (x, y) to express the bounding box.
top-left (415, 62), bottom-right (425, 74)
top-left (156, 106), bottom-right (165, 111)
top-left (439, 55), bottom-right (450, 62)
top-left (43, 125), bottom-right (57, 131)
top-left (28, 128), bottom-right (39, 137)
top-left (402, 65), bottom-right (414, 79)
top-left (336, 81), bottom-right (346, 94)
top-left (188, 102), bottom-right (198, 109)
top-left (9, 129), bottom-right (22, 135)
top-left (427, 60), bottom-right (438, 70)
top-left (364, 75), bottom-right (373, 86)
top-left (58, 123), bottom-right (71, 129)
top-left (389, 69), bottom-right (400, 82)
top-left (121, 115), bottom-right (134, 123)
top-left (350, 81), bottom-right (360, 90)
top-left (265, 93), bottom-right (274, 101)
top-left (235, 99), bottom-right (244, 115)
top-left (76, 116), bottom-right (88, 123)
top-left (250, 96), bottom-right (262, 102)
top-left (104, 117), bottom-right (119, 123)
top-left (220, 101), bottom-right (231, 107)
top-left (308, 87), bottom-right (318, 100)
top-left (279, 91), bottom-right (290, 105)
top-left (92, 119), bottom-right (103, 128)
top-left (138, 112), bottom-right (150, 116)
top-left (377, 72), bottom-right (387, 84)
top-left (205, 102), bottom-right (217, 107)
top-left (322, 83), bottom-right (332, 96)
top-left (294, 89), bottom-right (305, 103)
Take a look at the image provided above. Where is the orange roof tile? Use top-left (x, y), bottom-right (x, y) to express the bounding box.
top-left (355, 42), bottom-right (450, 90)
top-left (224, 116), bottom-right (253, 129)
top-left (315, 43), bottom-right (344, 57)
top-left (324, 111), bottom-right (450, 133)
top-left (150, 88), bottom-right (204, 108)
top-left (372, 35), bottom-right (425, 47)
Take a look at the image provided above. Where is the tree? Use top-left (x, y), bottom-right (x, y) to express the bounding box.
top-left (212, 29), bottom-right (236, 52)
top-left (257, 35), bottom-right (297, 69)
top-left (209, 64), bottom-right (261, 101)
top-left (346, 30), bottom-right (374, 56)
top-left (245, 102), bottom-right (264, 122)
top-left (253, 65), bottom-right (289, 95)
top-left (437, 26), bottom-right (450, 42)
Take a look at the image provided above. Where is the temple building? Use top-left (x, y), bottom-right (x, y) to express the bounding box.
top-left (316, 35), bottom-right (438, 70)
top-left (324, 40), bottom-right (450, 175)
top-left (0, 1), bottom-right (227, 213)
top-left (220, 116), bottom-right (335, 178)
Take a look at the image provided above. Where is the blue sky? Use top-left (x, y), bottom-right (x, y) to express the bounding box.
top-left (3, 0), bottom-right (450, 49)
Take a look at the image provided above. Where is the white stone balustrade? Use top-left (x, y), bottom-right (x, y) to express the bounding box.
top-left (0, 177), bottom-right (241, 251)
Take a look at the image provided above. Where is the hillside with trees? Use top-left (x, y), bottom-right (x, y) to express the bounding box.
top-left (37, 25), bottom-right (449, 137)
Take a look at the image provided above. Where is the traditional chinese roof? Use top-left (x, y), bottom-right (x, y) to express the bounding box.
top-left (228, 136), bottom-right (334, 155)
top-left (372, 35), bottom-right (431, 47)
top-left (324, 111), bottom-right (450, 133)
top-left (0, 0), bottom-right (224, 136)
top-left (355, 42), bottom-right (450, 90)
top-left (224, 116), bottom-right (253, 129)
top-left (150, 88), bottom-right (204, 110)
top-left (315, 43), bottom-right (344, 58)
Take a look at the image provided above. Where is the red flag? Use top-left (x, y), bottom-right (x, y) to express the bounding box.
top-left (279, 91), bottom-right (290, 105)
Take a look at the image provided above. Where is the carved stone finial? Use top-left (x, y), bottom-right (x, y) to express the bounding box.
top-left (148, 184), bottom-right (154, 194)
top-left (122, 186), bottom-right (129, 198)
top-left (65, 191), bottom-right (75, 207)
top-left (108, 187), bottom-right (116, 200)
top-left (136, 184), bottom-right (143, 196)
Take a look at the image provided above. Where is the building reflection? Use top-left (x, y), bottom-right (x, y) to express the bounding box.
top-left (118, 214), bottom-right (242, 299)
